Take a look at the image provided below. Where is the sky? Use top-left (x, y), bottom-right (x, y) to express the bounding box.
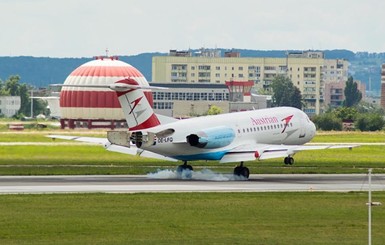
top-left (1, 0), bottom-right (385, 58)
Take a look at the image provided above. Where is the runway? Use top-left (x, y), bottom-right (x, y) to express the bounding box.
top-left (0, 173), bottom-right (385, 194)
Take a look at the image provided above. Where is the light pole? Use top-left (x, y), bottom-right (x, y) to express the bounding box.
top-left (368, 168), bottom-right (372, 245)
top-left (30, 89), bottom-right (33, 118)
top-left (367, 168), bottom-right (382, 245)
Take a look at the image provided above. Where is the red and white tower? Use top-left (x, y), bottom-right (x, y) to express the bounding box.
top-left (60, 57), bottom-right (154, 129)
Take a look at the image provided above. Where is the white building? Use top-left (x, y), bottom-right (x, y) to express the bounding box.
top-left (0, 96), bottom-right (21, 117)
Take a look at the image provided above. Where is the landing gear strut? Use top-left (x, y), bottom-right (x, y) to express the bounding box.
top-left (284, 156), bottom-right (294, 165)
top-left (234, 162), bottom-right (250, 179)
top-left (176, 161), bottom-right (193, 179)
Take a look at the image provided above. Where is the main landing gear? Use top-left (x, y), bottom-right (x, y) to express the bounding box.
top-left (284, 156), bottom-right (294, 165)
top-left (176, 161), bottom-right (193, 179)
top-left (234, 162), bottom-right (250, 179)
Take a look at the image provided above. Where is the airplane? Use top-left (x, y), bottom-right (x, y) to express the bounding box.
top-left (49, 78), bottom-right (357, 179)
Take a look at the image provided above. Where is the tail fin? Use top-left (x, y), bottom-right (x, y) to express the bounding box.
top-left (115, 78), bottom-right (160, 130)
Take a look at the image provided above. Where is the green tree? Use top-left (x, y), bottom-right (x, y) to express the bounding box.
top-left (207, 105), bottom-right (222, 115)
top-left (0, 79), bottom-right (8, 95)
top-left (271, 75), bottom-right (302, 109)
top-left (1, 75), bottom-right (48, 118)
top-left (6, 75), bottom-right (21, 96)
top-left (356, 101), bottom-right (385, 115)
top-left (257, 88), bottom-right (273, 95)
top-left (344, 76), bottom-right (362, 107)
top-left (313, 113), bottom-right (342, 131)
top-left (18, 83), bottom-right (31, 116)
top-left (332, 107), bottom-right (358, 121)
top-left (355, 113), bottom-right (385, 131)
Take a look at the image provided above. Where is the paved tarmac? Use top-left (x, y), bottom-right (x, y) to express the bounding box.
top-left (0, 172), bottom-right (384, 194)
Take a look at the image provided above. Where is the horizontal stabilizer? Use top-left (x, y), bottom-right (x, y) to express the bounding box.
top-left (51, 83), bottom-right (167, 91)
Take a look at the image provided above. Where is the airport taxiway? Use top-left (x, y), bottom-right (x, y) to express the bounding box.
top-left (0, 173), bottom-right (384, 194)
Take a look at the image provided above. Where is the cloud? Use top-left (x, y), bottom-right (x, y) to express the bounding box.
top-left (0, 0), bottom-right (384, 57)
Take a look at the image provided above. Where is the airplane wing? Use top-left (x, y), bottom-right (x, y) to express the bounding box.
top-left (46, 135), bottom-right (177, 162)
top-left (220, 143), bottom-right (359, 163)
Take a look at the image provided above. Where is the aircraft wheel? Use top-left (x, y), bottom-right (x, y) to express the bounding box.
top-left (176, 164), bottom-right (193, 179)
top-left (241, 167), bottom-right (250, 179)
top-left (234, 166), bottom-right (250, 179)
top-left (177, 164), bottom-right (193, 171)
top-left (284, 157), bottom-right (294, 165)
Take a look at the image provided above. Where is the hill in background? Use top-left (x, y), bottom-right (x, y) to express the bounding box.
top-left (0, 49), bottom-right (384, 94)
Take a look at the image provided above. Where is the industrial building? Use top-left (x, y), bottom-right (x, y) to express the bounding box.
top-left (152, 81), bottom-right (269, 118)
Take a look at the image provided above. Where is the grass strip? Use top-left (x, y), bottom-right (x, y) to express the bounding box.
top-left (0, 192), bottom-right (384, 244)
top-left (0, 145), bottom-right (384, 175)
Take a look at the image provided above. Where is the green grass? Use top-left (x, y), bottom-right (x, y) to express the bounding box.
top-left (0, 129), bottom-right (384, 244)
top-left (0, 192), bottom-right (384, 244)
top-left (311, 131), bottom-right (385, 143)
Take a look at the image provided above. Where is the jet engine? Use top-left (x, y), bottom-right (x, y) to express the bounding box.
top-left (186, 126), bottom-right (235, 149)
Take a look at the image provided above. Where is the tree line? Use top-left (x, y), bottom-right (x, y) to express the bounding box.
top-left (269, 75), bottom-right (385, 131)
top-left (0, 75), bottom-right (47, 118)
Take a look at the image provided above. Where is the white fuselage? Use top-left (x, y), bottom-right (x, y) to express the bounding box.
top-left (139, 107), bottom-right (316, 161)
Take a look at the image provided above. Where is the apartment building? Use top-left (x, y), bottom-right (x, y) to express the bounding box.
top-left (322, 59), bottom-right (350, 107)
top-left (153, 50), bottom-right (327, 115)
top-left (324, 80), bottom-right (366, 108)
top-left (322, 59), bottom-right (349, 83)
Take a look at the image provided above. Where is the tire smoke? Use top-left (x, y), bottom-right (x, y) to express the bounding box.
top-left (147, 168), bottom-right (247, 181)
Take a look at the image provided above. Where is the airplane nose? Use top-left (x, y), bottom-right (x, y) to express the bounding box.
top-left (309, 121), bottom-right (316, 137)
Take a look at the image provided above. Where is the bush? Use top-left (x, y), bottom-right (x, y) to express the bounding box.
top-left (355, 113), bottom-right (385, 131)
top-left (313, 113), bottom-right (342, 131)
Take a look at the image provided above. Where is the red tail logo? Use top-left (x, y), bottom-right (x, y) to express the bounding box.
top-left (281, 115), bottom-right (293, 133)
top-left (129, 96), bottom-right (143, 114)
